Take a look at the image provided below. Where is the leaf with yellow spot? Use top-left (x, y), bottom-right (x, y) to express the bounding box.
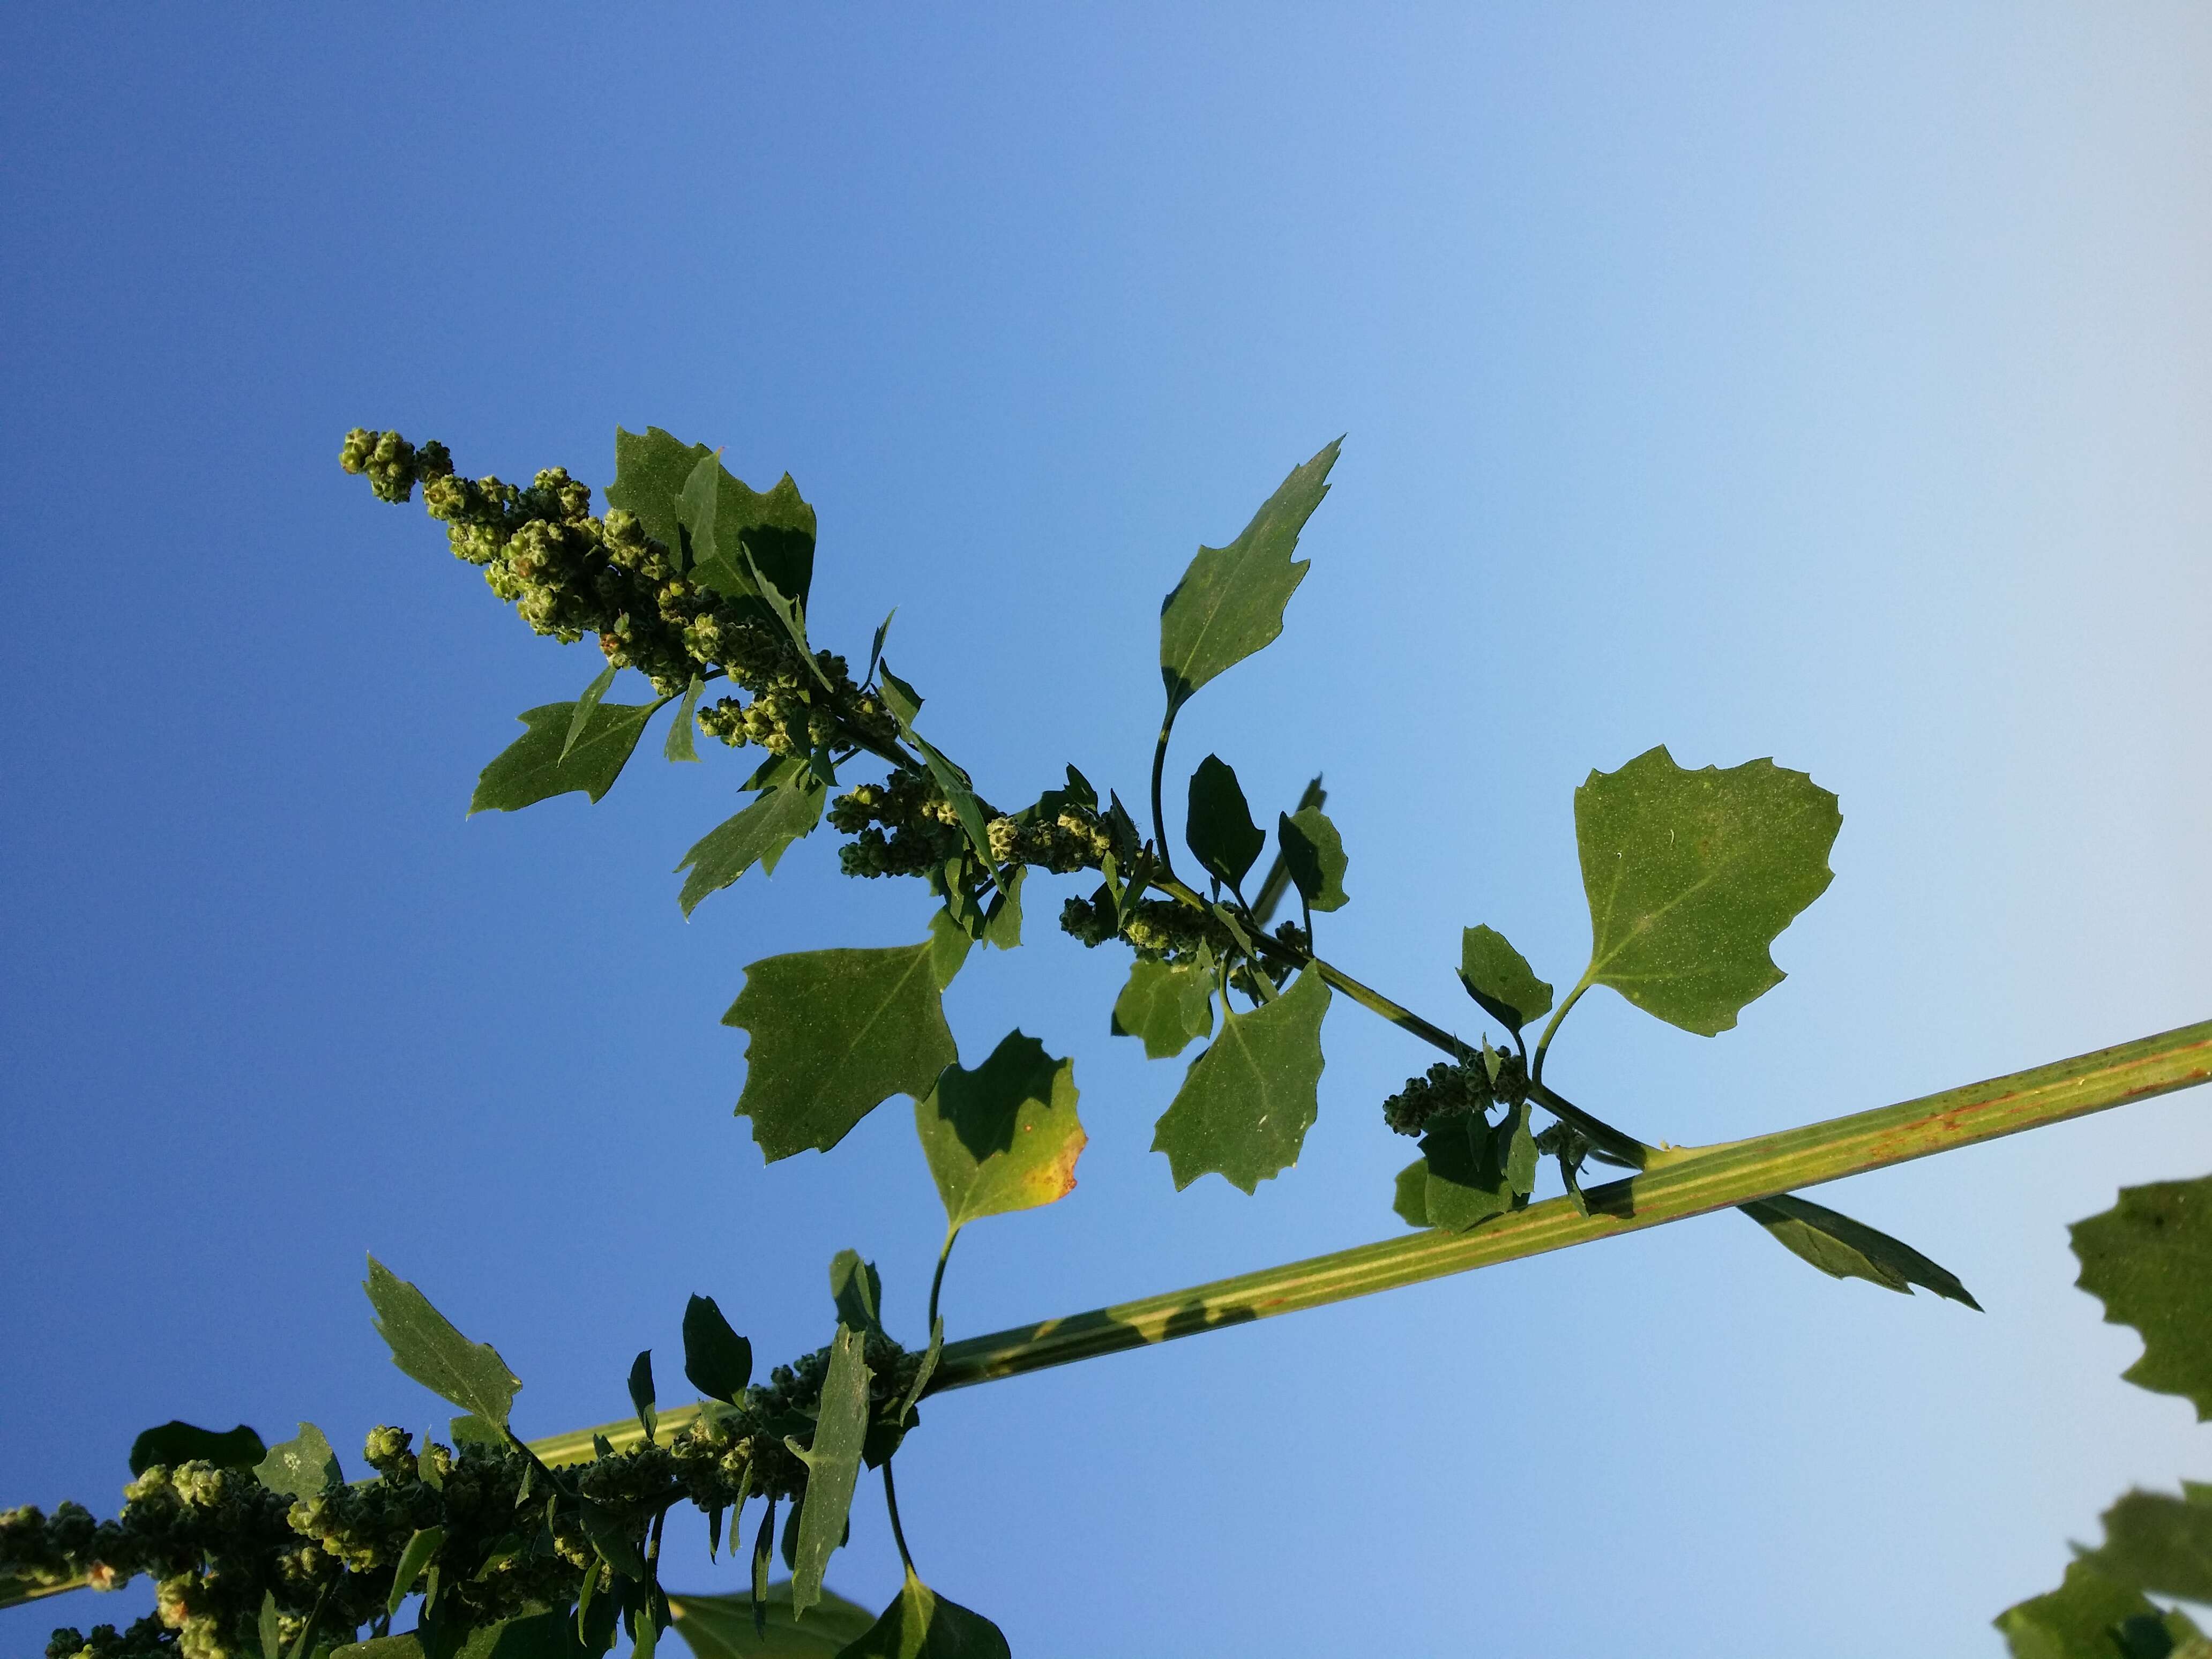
top-left (914, 1031), bottom-right (1086, 1232)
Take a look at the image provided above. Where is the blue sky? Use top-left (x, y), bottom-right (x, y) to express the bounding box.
top-left (4, 6), bottom-right (2209, 1654)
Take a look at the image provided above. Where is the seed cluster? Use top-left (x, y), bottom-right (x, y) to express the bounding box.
top-left (1380, 1052), bottom-right (1532, 1137)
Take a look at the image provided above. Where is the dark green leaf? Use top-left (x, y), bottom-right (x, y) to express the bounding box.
top-left (1392, 1159), bottom-right (1431, 1228)
top-left (668, 448), bottom-right (818, 609)
top-left (450, 1415), bottom-right (505, 1449)
top-left (915, 1030), bottom-right (1086, 1231)
top-left (608, 427), bottom-right (715, 562)
top-left (1994, 1561), bottom-right (2203, 1659)
top-left (1159, 440), bottom-right (1341, 713)
top-left (666, 675), bottom-right (705, 764)
top-left (469, 701), bottom-right (669, 816)
top-left (2074, 1175), bottom-right (2212, 1418)
top-left (667, 1584), bottom-right (876, 1658)
top-left (723, 943), bottom-right (958, 1161)
top-left (449, 1612), bottom-right (589, 1659)
top-left (332, 1638), bottom-right (425, 1659)
top-left (362, 1257), bottom-right (523, 1430)
top-left (1458, 925), bottom-right (1552, 1035)
top-left (1279, 807), bottom-right (1348, 913)
top-left (254, 1422), bottom-right (342, 1498)
top-left (828, 1252), bottom-right (883, 1335)
top-left (128, 1421), bottom-right (266, 1477)
top-left (627, 1351), bottom-right (657, 1444)
top-left (877, 667), bottom-right (998, 883)
top-left (387, 1528), bottom-right (445, 1618)
top-left (579, 1499), bottom-right (647, 1581)
top-left (832, 1571), bottom-right (1012, 1659)
top-left (1420, 1103), bottom-right (1537, 1232)
top-left (866, 610), bottom-right (896, 687)
top-left (1249, 777), bottom-right (1326, 926)
top-left (564, 664), bottom-right (619, 763)
top-left (1568, 746), bottom-right (1840, 1036)
top-left (682, 1296), bottom-right (754, 1406)
top-left (782, 1326), bottom-right (871, 1617)
top-left (981, 866), bottom-right (1024, 951)
top-left (1185, 755), bottom-right (1264, 892)
top-left (1110, 958), bottom-right (1215, 1060)
top-left (2079, 1486), bottom-right (2212, 1605)
top-left (1152, 967), bottom-right (1330, 1193)
top-left (676, 781), bottom-right (826, 916)
top-left (1740, 1194), bottom-right (1981, 1309)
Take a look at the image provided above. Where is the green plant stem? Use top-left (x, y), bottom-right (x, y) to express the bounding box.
top-left (880, 1461), bottom-right (916, 1575)
top-left (1531, 978), bottom-right (1593, 1086)
top-left (926, 1229), bottom-right (958, 1334)
top-left (1149, 722), bottom-right (1178, 883)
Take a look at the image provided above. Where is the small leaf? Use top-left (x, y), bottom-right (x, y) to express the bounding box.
top-left (915, 1030), bottom-right (1087, 1231)
top-left (828, 1252), bottom-right (883, 1335)
top-left (579, 1499), bottom-right (648, 1581)
top-left (255, 1422), bottom-right (342, 1498)
top-left (1570, 746), bottom-right (1840, 1036)
top-left (128, 1421), bottom-right (267, 1477)
top-left (608, 427), bottom-right (714, 561)
top-left (666, 675), bottom-right (705, 764)
top-left (981, 866), bottom-right (1024, 951)
top-left (723, 943), bottom-right (958, 1161)
top-left (877, 666), bottom-right (998, 883)
top-left (676, 781), bottom-right (827, 916)
top-left (1419, 1104), bottom-right (1536, 1233)
top-left (666, 1583), bottom-right (876, 1658)
top-left (667, 447), bottom-right (819, 609)
top-left (564, 663), bottom-right (620, 763)
top-left (1152, 967), bottom-right (1330, 1193)
top-left (627, 1351), bottom-right (657, 1444)
top-left (363, 1257), bottom-right (523, 1430)
top-left (1391, 1159), bottom-right (1431, 1229)
top-left (1458, 925), bottom-right (1552, 1035)
top-left (833, 1570), bottom-right (1012, 1659)
top-left (866, 609), bottom-right (896, 687)
top-left (925, 907), bottom-right (974, 990)
top-left (1249, 777), bottom-right (1326, 926)
top-left (2079, 1485), bottom-right (2212, 1605)
top-left (259, 1591), bottom-right (283, 1659)
top-left (1159, 439), bottom-right (1341, 713)
top-left (682, 1296), bottom-right (754, 1406)
top-left (782, 1326), bottom-right (871, 1617)
top-left (450, 1415), bottom-right (505, 1449)
top-left (1994, 1561), bottom-right (2203, 1659)
top-left (469, 701), bottom-right (669, 816)
top-left (1185, 755), bottom-right (1264, 892)
top-left (1110, 959), bottom-right (1215, 1060)
top-left (1740, 1194), bottom-right (1981, 1309)
top-left (2074, 1174), bottom-right (2212, 1417)
top-left (1278, 807), bottom-right (1348, 913)
top-left (386, 1527), bottom-right (445, 1618)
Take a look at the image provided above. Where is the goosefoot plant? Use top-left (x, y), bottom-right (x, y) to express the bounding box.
top-left (4, 427), bottom-right (2209, 1659)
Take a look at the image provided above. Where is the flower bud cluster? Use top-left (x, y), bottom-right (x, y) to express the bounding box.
top-left (829, 774), bottom-right (970, 879)
top-left (984, 809), bottom-right (1111, 875)
top-left (1380, 1051), bottom-right (1531, 1137)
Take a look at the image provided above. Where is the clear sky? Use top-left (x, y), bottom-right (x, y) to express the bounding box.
top-left (4, 6), bottom-right (2209, 1655)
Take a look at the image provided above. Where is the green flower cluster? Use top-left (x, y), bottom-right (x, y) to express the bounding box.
top-left (1381, 1052), bottom-right (1531, 1137)
top-left (984, 810), bottom-right (1112, 875)
top-left (828, 774), bottom-right (973, 879)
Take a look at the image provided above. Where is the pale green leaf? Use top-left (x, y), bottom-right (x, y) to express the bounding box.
top-left (1152, 968), bottom-right (1330, 1193)
top-left (362, 1257), bottom-right (522, 1430)
top-left (1391, 1158), bottom-right (1430, 1229)
top-left (676, 781), bottom-right (827, 916)
top-left (385, 1527), bottom-right (444, 1618)
top-left (564, 663), bottom-right (619, 762)
top-left (981, 866), bottom-right (1024, 950)
top-left (1995, 1561), bottom-right (2203, 1659)
top-left (1740, 1193), bottom-right (1981, 1309)
top-left (668, 1583), bottom-right (876, 1658)
top-left (783, 1326), bottom-right (871, 1617)
top-left (1110, 959), bottom-right (1215, 1059)
top-left (469, 700), bottom-right (669, 816)
top-left (916, 1030), bottom-right (1086, 1230)
top-left (1458, 925), bottom-right (1552, 1035)
top-left (1159, 440), bottom-right (1341, 713)
top-left (666, 675), bottom-right (705, 763)
top-left (1571, 745), bottom-right (1840, 1036)
top-left (259, 1591), bottom-right (282, 1659)
top-left (723, 944), bottom-right (958, 1161)
top-left (925, 907), bottom-right (974, 990)
top-left (2079, 1486), bottom-right (2212, 1605)
top-left (2074, 1174), bottom-right (2212, 1418)
top-left (253, 1423), bottom-right (341, 1499)
top-left (832, 1571), bottom-right (1011, 1659)
top-left (1279, 806), bottom-right (1348, 913)
top-left (1186, 755), bottom-right (1264, 892)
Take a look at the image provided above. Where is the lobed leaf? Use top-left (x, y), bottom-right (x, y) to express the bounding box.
top-left (668, 1583), bottom-right (876, 1658)
top-left (782, 1326), bottom-right (871, 1618)
top-left (1419, 1102), bottom-right (1537, 1233)
top-left (1185, 755), bottom-right (1264, 892)
top-left (1152, 967), bottom-right (1330, 1193)
top-left (470, 701), bottom-right (669, 816)
top-left (723, 944), bottom-right (958, 1162)
top-left (2073, 1174), bottom-right (2212, 1418)
top-left (915, 1030), bottom-right (1086, 1231)
top-left (683, 1295), bottom-right (754, 1406)
top-left (662, 443), bottom-right (818, 608)
top-left (676, 780), bottom-right (827, 916)
top-left (832, 1570), bottom-right (1011, 1659)
top-left (1571, 745), bottom-right (1840, 1037)
top-left (1994, 1561), bottom-right (2203, 1659)
top-left (128, 1422), bottom-right (266, 1477)
top-left (1458, 925), bottom-right (1552, 1035)
top-left (253, 1423), bottom-right (341, 1499)
top-left (1740, 1194), bottom-right (1980, 1309)
top-left (1279, 806), bottom-right (1348, 913)
top-left (2079, 1485), bottom-right (2212, 1605)
top-left (1159, 440), bottom-right (1341, 713)
top-left (1110, 959), bottom-right (1215, 1059)
top-left (362, 1257), bottom-right (523, 1430)
top-left (1391, 1158), bottom-right (1430, 1229)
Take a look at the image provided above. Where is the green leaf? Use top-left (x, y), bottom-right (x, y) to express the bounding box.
top-left (1419, 1103), bottom-right (1537, 1232)
top-left (877, 666), bottom-right (998, 883)
top-left (981, 866), bottom-right (1024, 950)
top-left (1159, 439), bottom-right (1341, 713)
top-left (1109, 959), bottom-right (1215, 1059)
top-left (1570, 745), bottom-right (1840, 1036)
top-left (667, 1585), bottom-right (876, 1658)
top-left (1184, 755), bottom-right (1264, 892)
top-left (831, 1570), bottom-right (1012, 1659)
top-left (362, 1257), bottom-right (523, 1430)
top-left (915, 1030), bottom-right (1087, 1231)
top-left (666, 447), bottom-right (819, 608)
top-left (1391, 1158), bottom-right (1431, 1228)
top-left (128, 1421), bottom-right (266, 1476)
top-left (627, 1351), bottom-right (657, 1444)
top-left (608, 427), bottom-right (714, 562)
top-left (723, 943), bottom-right (958, 1161)
top-left (828, 1251), bottom-right (883, 1335)
top-left (682, 1296), bottom-right (754, 1406)
top-left (259, 1591), bottom-right (283, 1659)
top-left (2074, 1175), bottom-right (2212, 1418)
top-left (676, 780), bottom-right (827, 916)
top-left (782, 1326), bottom-right (871, 1617)
top-left (1995, 1561), bottom-right (2203, 1659)
top-left (925, 907), bottom-right (974, 990)
top-left (866, 609), bottom-right (896, 687)
top-left (1250, 776), bottom-right (1326, 926)
top-left (387, 1527), bottom-right (445, 1618)
top-left (1152, 967), bottom-right (1331, 1193)
top-left (450, 1415), bottom-right (505, 1450)
top-left (469, 700), bottom-right (669, 816)
top-left (2079, 1486), bottom-right (2212, 1605)
top-left (579, 1499), bottom-right (648, 1581)
top-left (1458, 925), bottom-right (1552, 1035)
top-left (1740, 1194), bottom-right (1981, 1309)
top-left (1279, 807), bottom-right (1348, 913)
top-left (564, 663), bottom-right (619, 763)
top-left (666, 675), bottom-right (705, 764)
top-left (254, 1422), bottom-right (342, 1498)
